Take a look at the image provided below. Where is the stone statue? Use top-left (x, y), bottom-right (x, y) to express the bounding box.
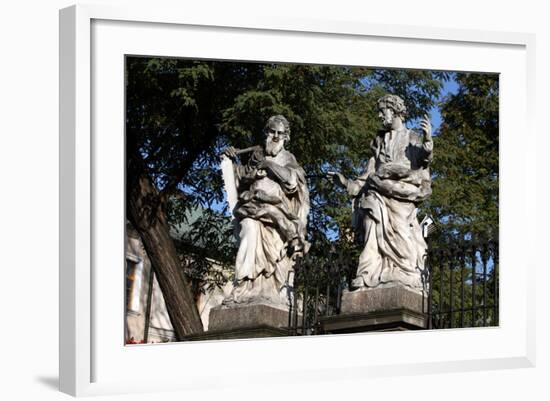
top-left (221, 115), bottom-right (310, 308)
top-left (328, 94), bottom-right (432, 294)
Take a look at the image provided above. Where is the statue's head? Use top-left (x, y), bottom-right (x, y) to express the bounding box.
top-left (377, 94), bottom-right (407, 129)
top-left (264, 115), bottom-right (290, 156)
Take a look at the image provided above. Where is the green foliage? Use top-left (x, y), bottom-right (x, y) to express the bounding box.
top-left (424, 73), bottom-right (499, 242)
top-left (172, 207), bottom-right (236, 296)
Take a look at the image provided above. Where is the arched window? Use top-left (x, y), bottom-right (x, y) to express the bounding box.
top-left (126, 253), bottom-right (144, 314)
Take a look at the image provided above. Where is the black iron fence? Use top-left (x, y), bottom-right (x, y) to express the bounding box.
top-left (287, 247), bottom-right (356, 335)
top-left (287, 240), bottom-right (499, 335)
top-left (427, 241), bottom-right (499, 329)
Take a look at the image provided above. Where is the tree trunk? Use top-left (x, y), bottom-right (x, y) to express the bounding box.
top-left (128, 175), bottom-right (203, 339)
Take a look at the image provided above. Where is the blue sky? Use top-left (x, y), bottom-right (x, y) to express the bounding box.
top-left (429, 78), bottom-right (459, 133)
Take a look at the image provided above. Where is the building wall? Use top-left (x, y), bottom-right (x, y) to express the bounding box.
top-left (125, 230), bottom-right (160, 343)
top-left (125, 225), bottom-right (231, 343)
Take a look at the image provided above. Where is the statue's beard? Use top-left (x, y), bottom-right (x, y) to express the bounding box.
top-left (265, 137), bottom-right (284, 156)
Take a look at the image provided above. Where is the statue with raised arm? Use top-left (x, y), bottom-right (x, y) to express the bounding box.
top-left (328, 94), bottom-right (432, 294)
top-left (221, 115), bottom-right (310, 307)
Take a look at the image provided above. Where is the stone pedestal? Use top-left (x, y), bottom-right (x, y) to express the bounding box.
top-left (188, 303), bottom-right (292, 340)
top-left (320, 286), bottom-right (428, 334)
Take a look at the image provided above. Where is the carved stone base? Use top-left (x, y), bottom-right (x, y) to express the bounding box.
top-left (320, 285), bottom-right (428, 333)
top-left (205, 302), bottom-right (292, 339)
top-left (341, 285), bottom-right (427, 315)
top-left (183, 326), bottom-right (290, 341)
top-left (319, 309), bottom-right (427, 333)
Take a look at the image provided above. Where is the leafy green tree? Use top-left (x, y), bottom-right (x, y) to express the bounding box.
top-left (425, 72), bottom-right (499, 243)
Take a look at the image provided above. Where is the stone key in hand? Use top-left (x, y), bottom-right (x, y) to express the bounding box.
top-left (234, 145), bottom-right (262, 155)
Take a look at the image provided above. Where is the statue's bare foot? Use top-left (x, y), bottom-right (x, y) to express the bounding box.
top-left (351, 277), bottom-right (365, 290)
top-left (221, 294), bottom-right (236, 306)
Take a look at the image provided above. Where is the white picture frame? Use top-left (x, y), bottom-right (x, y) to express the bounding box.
top-left (59, 4), bottom-right (536, 397)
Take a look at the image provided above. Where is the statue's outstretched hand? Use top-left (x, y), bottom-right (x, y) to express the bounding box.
top-left (327, 171), bottom-right (348, 188)
top-left (420, 114), bottom-right (432, 141)
top-left (222, 146), bottom-right (238, 160)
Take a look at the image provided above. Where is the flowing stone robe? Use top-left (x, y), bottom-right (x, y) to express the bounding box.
top-left (226, 148), bottom-right (309, 307)
top-left (347, 128), bottom-right (432, 293)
